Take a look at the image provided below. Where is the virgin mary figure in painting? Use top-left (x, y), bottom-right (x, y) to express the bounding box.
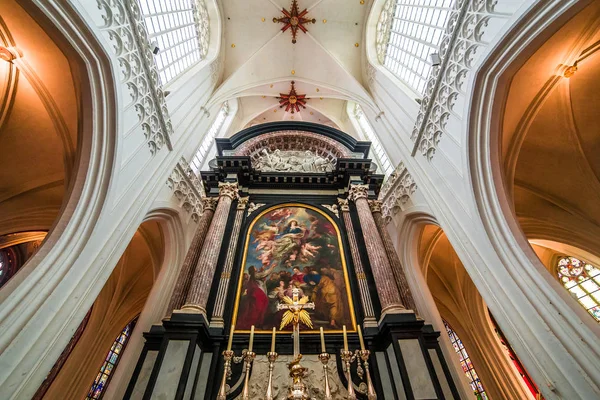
top-left (234, 205), bottom-right (355, 332)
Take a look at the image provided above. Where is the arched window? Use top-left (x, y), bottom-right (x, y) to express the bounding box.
top-left (86, 317), bottom-right (138, 400)
top-left (190, 102), bottom-right (230, 176)
top-left (138, 0), bottom-right (209, 84)
top-left (443, 320), bottom-right (488, 400)
top-left (352, 104), bottom-right (394, 177)
top-left (557, 256), bottom-right (600, 322)
top-left (376, 0), bottom-right (455, 94)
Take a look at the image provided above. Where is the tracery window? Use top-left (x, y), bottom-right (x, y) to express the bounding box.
top-left (86, 317), bottom-right (138, 400)
top-left (353, 104), bottom-right (394, 177)
top-left (190, 102), bottom-right (230, 176)
top-left (443, 321), bottom-right (488, 400)
top-left (557, 256), bottom-right (600, 322)
top-left (376, 0), bottom-right (455, 94)
top-left (138, 0), bottom-right (209, 84)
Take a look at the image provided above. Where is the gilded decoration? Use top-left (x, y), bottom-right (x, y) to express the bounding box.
top-left (348, 184), bottom-right (369, 202)
top-left (232, 204), bottom-right (356, 333)
top-left (273, 0), bottom-right (316, 44)
top-left (219, 182), bottom-right (239, 200)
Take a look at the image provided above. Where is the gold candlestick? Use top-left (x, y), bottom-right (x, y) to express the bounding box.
top-left (216, 350), bottom-right (234, 400)
top-left (265, 351), bottom-right (278, 400)
top-left (340, 349), bottom-right (357, 400)
top-left (318, 352), bottom-right (333, 400)
top-left (359, 349), bottom-right (377, 400)
top-left (241, 350), bottom-right (256, 400)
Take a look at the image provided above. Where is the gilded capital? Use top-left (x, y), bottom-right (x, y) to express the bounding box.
top-left (368, 200), bottom-right (383, 214)
top-left (237, 196), bottom-right (249, 210)
top-left (218, 182), bottom-right (239, 200)
top-left (337, 198), bottom-right (350, 212)
top-left (202, 197), bottom-right (218, 211)
top-left (348, 184), bottom-right (369, 202)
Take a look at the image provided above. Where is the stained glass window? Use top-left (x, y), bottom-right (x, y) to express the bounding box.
top-left (557, 256), bottom-right (600, 321)
top-left (138, 0), bottom-right (209, 84)
top-left (190, 102), bottom-right (230, 176)
top-left (376, 0), bottom-right (455, 94)
top-left (353, 104), bottom-right (394, 177)
top-left (443, 320), bottom-right (488, 399)
top-left (86, 317), bottom-right (138, 400)
top-left (489, 313), bottom-right (542, 399)
top-left (0, 247), bottom-right (17, 288)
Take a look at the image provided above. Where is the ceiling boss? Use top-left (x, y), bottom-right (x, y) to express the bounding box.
top-left (277, 81), bottom-right (308, 114)
top-left (273, 0), bottom-right (316, 44)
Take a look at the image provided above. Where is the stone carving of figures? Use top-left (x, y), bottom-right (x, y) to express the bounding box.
top-left (256, 149), bottom-right (334, 173)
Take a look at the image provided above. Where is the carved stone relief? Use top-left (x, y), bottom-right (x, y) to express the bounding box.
top-left (167, 157), bottom-right (205, 222)
top-left (256, 149), bottom-right (335, 173)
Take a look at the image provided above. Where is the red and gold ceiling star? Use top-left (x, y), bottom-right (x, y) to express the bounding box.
top-left (277, 81), bottom-right (308, 114)
top-left (273, 0), bottom-right (316, 44)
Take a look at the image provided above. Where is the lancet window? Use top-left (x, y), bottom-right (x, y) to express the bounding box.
top-left (557, 256), bottom-right (600, 322)
top-left (353, 104), bottom-right (394, 177)
top-left (138, 0), bottom-right (209, 84)
top-left (376, 0), bottom-right (454, 94)
top-left (86, 318), bottom-right (138, 399)
top-left (443, 320), bottom-right (488, 399)
top-left (190, 102), bottom-right (230, 176)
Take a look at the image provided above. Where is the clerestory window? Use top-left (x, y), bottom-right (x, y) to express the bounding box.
top-left (190, 102), bottom-right (230, 176)
top-left (353, 104), bottom-right (394, 177)
top-left (557, 256), bottom-right (600, 322)
top-left (138, 0), bottom-right (209, 84)
top-left (376, 0), bottom-right (455, 94)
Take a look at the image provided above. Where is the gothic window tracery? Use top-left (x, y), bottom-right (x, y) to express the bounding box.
top-left (353, 104), bottom-right (394, 177)
top-left (190, 102), bottom-right (230, 176)
top-left (138, 0), bottom-right (209, 84)
top-left (443, 320), bottom-right (488, 399)
top-left (86, 317), bottom-right (138, 399)
top-left (376, 0), bottom-right (455, 94)
top-left (557, 256), bottom-right (600, 322)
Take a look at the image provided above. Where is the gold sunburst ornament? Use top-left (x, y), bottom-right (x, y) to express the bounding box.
top-left (279, 293), bottom-right (314, 330)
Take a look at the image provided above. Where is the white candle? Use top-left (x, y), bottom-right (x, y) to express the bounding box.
top-left (357, 324), bottom-right (365, 351)
top-left (320, 327), bottom-right (326, 353)
top-left (227, 324), bottom-right (235, 351)
top-left (343, 325), bottom-right (348, 351)
top-left (271, 327), bottom-right (276, 353)
top-left (248, 325), bottom-right (255, 352)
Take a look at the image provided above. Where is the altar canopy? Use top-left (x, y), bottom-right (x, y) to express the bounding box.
top-left (233, 204), bottom-right (355, 332)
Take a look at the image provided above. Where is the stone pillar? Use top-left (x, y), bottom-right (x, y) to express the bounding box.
top-left (181, 182), bottom-right (239, 316)
top-left (337, 198), bottom-right (378, 328)
top-left (210, 197), bottom-right (248, 328)
top-left (369, 200), bottom-right (418, 313)
top-left (167, 197), bottom-right (218, 315)
top-left (348, 184), bottom-right (405, 318)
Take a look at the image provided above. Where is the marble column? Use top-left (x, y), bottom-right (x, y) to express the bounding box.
top-left (167, 197), bottom-right (218, 315)
top-left (370, 200), bottom-right (418, 313)
top-left (181, 182), bottom-right (239, 316)
top-left (210, 197), bottom-right (248, 328)
top-left (348, 184), bottom-right (405, 318)
top-left (338, 198), bottom-right (378, 328)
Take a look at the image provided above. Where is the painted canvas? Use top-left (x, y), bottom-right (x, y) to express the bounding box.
top-left (233, 204), bottom-right (356, 333)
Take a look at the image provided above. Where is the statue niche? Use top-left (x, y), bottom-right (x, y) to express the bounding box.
top-left (256, 149), bottom-right (335, 173)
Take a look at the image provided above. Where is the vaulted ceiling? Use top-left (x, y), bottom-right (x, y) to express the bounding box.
top-left (211, 0), bottom-right (376, 130)
top-left (502, 1), bottom-right (600, 258)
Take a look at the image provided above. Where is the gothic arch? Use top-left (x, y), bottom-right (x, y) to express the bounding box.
top-left (467, 0), bottom-right (600, 398)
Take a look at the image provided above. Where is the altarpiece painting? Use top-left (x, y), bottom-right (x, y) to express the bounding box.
top-left (232, 204), bottom-right (356, 333)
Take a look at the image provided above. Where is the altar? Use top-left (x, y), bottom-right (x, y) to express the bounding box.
top-left (124, 122), bottom-right (461, 399)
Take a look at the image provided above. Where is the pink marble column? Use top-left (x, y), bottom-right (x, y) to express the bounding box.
top-left (370, 200), bottom-right (418, 313)
top-left (182, 182), bottom-right (239, 316)
top-left (210, 197), bottom-right (248, 328)
top-left (338, 198), bottom-right (378, 328)
top-left (167, 197), bottom-right (218, 315)
top-left (348, 184), bottom-right (405, 318)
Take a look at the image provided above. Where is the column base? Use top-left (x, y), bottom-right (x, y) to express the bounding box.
top-left (177, 304), bottom-right (207, 316)
top-left (209, 316), bottom-right (225, 329)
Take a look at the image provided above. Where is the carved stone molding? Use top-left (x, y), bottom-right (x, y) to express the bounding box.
top-left (348, 184), bottom-right (369, 202)
top-left (218, 181), bottom-right (239, 200)
top-left (410, 0), bottom-right (511, 159)
top-left (378, 163), bottom-right (417, 221)
top-left (167, 157), bottom-right (205, 221)
top-left (96, 0), bottom-right (174, 154)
